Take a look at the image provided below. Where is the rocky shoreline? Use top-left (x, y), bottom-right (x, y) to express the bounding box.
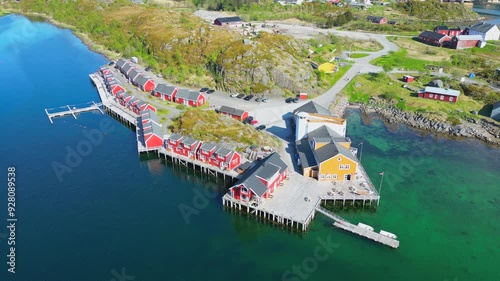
top-left (353, 100), bottom-right (500, 146)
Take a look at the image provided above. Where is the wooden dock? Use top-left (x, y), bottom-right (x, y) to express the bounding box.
top-left (316, 206), bottom-right (399, 249)
top-left (45, 102), bottom-right (103, 124)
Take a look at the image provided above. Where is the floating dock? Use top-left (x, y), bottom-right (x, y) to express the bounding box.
top-left (45, 102), bottom-right (103, 123)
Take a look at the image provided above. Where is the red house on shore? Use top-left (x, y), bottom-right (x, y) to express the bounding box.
top-left (134, 75), bottom-right (156, 92)
top-left (166, 133), bottom-right (184, 153)
top-left (418, 86), bottom-right (460, 103)
top-left (136, 101), bottom-right (157, 113)
top-left (128, 68), bottom-right (141, 84)
top-left (217, 105), bottom-right (249, 121)
top-left (174, 89), bottom-right (205, 107)
top-left (140, 110), bottom-right (163, 149)
top-left (208, 147), bottom-right (241, 171)
top-left (110, 84), bottom-right (126, 96)
top-left (153, 84), bottom-right (178, 101)
top-left (403, 75), bottom-right (414, 83)
top-left (418, 31), bottom-right (450, 47)
top-left (229, 153), bottom-right (288, 203)
top-left (366, 16), bottom-right (387, 24)
top-left (121, 62), bottom-right (134, 76)
top-left (99, 67), bottom-right (112, 76)
top-left (197, 142), bottom-right (218, 163)
top-left (450, 35), bottom-right (482, 49)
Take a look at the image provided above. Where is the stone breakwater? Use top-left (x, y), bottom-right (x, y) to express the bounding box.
top-left (359, 101), bottom-right (500, 146)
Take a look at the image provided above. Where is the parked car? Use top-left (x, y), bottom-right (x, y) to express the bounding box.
top-left (244, 95), bottom-right (254, 101)
top-left (242, 116), bottom-right (253, 124)
top-left (250, 120), bottom-right (259, 125)
top-left (256, 125), bottom-right (266, 131)
top-left (108, 61), bottom-right (115, 66)
top-left (207, 89), bottom-right (215, 94)
top-left (255, 97), bottom-right (262, 102)
top-left (230, 93), bottom-right (239, 98)
top-left (199, 87), bottom-right (209, 93)
top-left (293, 97), bottom-right (299, 103)
top-left (285, 98), bottom-right (294, 103)
top-left (145, 66), bottom-right (151, 71)
top-left (262, 98), bottom-right (269, 103)
top-left (236, 94), bottom-right (245, 99)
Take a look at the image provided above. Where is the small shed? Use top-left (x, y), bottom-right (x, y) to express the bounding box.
top-left (214, 17), bottom-right (243, 26)
top-left (318, 62), bottom-right (336, 73)
top-left (403, 75), bottom-right (414, 83)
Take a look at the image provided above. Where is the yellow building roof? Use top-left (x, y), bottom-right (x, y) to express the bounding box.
top-left (318, 62), bottom-right (336, 73)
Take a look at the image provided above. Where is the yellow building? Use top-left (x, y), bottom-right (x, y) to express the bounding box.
top-left (296, 125), bottom-right (358, 181)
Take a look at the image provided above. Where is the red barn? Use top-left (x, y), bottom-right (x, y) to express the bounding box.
top-left (418, 86), bottom-right (460, 103)
top-left (418, 31), bottom-right (450, 47)
top-left (110, 84), bottom-right (125, 96)
top-left (174, 89), bottom-right (205, 107)
top-left (229, 153), bottom-right (288, 203)
top-left (141, 120), bottom-right (163, 149)
top-left (178, 137), bottom-right (201, 159)
top-left (214, 16), bottom-right (243, 26)
top-left (197, 142), bottom-right (217, 163)
top-left (153, 84), bottom-right (178, 101)
top-left (403, 75), bottom-right (414, 83)
top-left (450, 35), bottom-right (482, 49)
top-left (217, 105), bottom-right (249, 121)
top-left (434, 26), bottom-right (462, 37)
top-left (134, 75), bottom-right (156, 92)
top-left (366, 16), bottom-right (387, 24)
top-left (208, 147), bottom-right (241, 171)
top-left (99, 67), bottom-right (111, 77)
top-left (166, 133), bottom-right (184, 153)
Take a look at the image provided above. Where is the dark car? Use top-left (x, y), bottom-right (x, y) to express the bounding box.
top-left (200, 87), bottom-right (209, 93)
top-left (236, 94), bottom-right (245, 99)
top-left (256, 125), bottom-right (266, 131)
top-left (293, 97), bottom-right (299, 103)
top-left (255, 97), bottom-right (262, 102)
top-left (242, 116), bottom-right (253, 124)
top-left (207, 89), bottom-right (215, 94)
top-left (244, 95), bottom-right (254, 101)
top-left (108, 61), bottom-right (115, 66)
top-left (145, 66), bottom-right (151, 71)
top-left (285, 98), bottom-right (294, 103)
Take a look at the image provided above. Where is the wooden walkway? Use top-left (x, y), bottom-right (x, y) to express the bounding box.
top-left (315, 206), bottom-right (399, 249)
top-left (45, 102), bottom-right (103, 124)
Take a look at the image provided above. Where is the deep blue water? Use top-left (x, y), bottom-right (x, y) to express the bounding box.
top-left (473, 3), bottom-right (500, 25)
top-left (0, 14), bottom-right (499, 281)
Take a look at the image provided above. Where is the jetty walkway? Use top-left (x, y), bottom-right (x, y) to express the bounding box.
top-left (45, 102), bottom-right (103, 123)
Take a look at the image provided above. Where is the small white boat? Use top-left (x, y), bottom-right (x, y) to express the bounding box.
top-left (358, 223), bottom-right (374, 232)
top-left (380, 230), bottom-right (398, 239)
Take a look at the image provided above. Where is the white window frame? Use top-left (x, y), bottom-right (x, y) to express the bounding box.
top-left (332, 174), bottom-right (337, 180)
top-left (345, 164), bottom-right (350, 170)
top-left (449, 97), bottom-right (454, 102)
top-left (440, 95), bottom-right (444, 100)
top-left (326, 174), bottom-right (331, 179)
top-left (320, 174), bottom-right (325, 179)
top-left (339, 164), bottom-right (344, 170)
top-left (429, 94), bottom-right (433, 98)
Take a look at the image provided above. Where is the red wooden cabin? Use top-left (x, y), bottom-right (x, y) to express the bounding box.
top-left (135, 75), bottom-right (156, 92)
top-left (153, 84), bottom-right (178, 101)
top-left (175, 89), bottom-right (205, 107)
top-left (217, 106), bottom-right (249, 121)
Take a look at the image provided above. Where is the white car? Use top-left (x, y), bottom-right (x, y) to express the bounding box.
top-left (230, 93), bottom-right (239, 98)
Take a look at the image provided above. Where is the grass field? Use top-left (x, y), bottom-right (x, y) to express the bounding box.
top-left (342, 73), bottom-right (487, 121)
top-left (371, 49), bottom-right (432, 72)
top-left (348, 53), bottom-right (369, 58)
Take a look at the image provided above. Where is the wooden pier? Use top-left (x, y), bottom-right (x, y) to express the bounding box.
top-left (45, 102), bottom-right (103, 124)
top-left (316, 206), bottom-right (399, 249)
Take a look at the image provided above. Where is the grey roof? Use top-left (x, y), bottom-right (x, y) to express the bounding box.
top-left (454, 35), bottom-right (483, 41)
top-left (200, 142), bottom-right (217, 151)
top-left (307, 125), bottom-right (349, 144)
top-left (168, 133), bottom-right (183, 142)
top-left (231, 153), bottom-right (288, 197)
top-left (143, 120), bottom-right (162, 138)
top-left (114, 89), bottom-right (125, 96)
top-left (121, 93), bottom-right (132, 100)
top-left (419, 31), bottom-right (447, 41)
top-left (215, 16), bottom-right (243, 23)
top-left (470, 22), bottom-right (498, 33)
top-left (429, 79), bottom-right (444, 88)
top-left (296, 138), bottom-right (317, 169)
top-left (491, 101), bottom-right (500, 121)
top-left (128, 68), bottom-right (141, 81)
top-left (181, 137), bottom-right (197, 147)
top-left (122, 62), bottom-right (133, 74)
top-left (218, 105), bottom-right (246, 117)
top-left (367, 16), bottom-right (385, 22)
top-left (215, 147), bottom-right (231, 157)
top-left (127, 96), bottom-right (140, 106)
top-left (135, 75), bottom-right (152, 87)
top-left (256, 163), bottom-right (280, 181)
top-left (175, 89), bottom-right (201, 101)
top-left (237, 161), bottom-right (252, 171)
top-left (116, 58), bottom-right (126, 69)
top-left (424, 86), bottom-right (460, 97)
top-left (141, 108), bottom-right (159, 123)
top-left (154, 84), bottom-right (177, 95)
top-left (136, 100), bottom-right (147, 109)
top-left (293, 101), bottom-right (332, 116)
top-left (434, 25), bottom-right (448, 31)
top-left (315, 142), bottom-right (357, 164)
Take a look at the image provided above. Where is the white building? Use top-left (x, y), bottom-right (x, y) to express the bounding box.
top-left (468, 22), bottom-right (500, 41)
top-left (293, 101), bottom-right (347, 141)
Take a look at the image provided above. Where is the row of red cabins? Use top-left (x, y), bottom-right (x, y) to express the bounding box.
top-left (99, 67), bottom-right (157, 115)
top-left (152, 84), bottom-right (206, 107)
top-left (165, 133), bottom-right (241, 171)
top-left (418, 26), bottom-right (485, 49)
top-left (115, 59), bottom-right (156, 92)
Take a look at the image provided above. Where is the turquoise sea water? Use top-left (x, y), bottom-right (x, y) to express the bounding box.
top-left (473, 3), bottom-right (500, 25)
top-left (0, 15), bottom-right (499, 281)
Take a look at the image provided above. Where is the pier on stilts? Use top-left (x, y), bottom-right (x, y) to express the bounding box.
top-left (315, 206), bottom-right (399, 249)
top-left (45, 101), bottom-right (103, 124)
